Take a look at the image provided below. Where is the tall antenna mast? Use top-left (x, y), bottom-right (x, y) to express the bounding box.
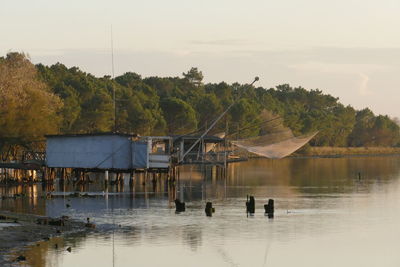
top-left (111, 25), bottom-right (116, 132)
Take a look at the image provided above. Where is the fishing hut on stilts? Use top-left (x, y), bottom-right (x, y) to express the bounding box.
top-left (44, 133), bottom-right (175, 187)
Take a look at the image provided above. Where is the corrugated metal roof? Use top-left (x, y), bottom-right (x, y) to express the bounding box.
top-left (45, 132), bottom-right (138, 138)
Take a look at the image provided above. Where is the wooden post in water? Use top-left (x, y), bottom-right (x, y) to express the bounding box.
top-left (129, 171), bottom-right (135, 184)
top-left (246, 195), bottom-right (255, 215)
top-left (144, 170), bottom-right (148, 186)
top-left (42, 167), bottom-right (47, 184)
top-left (50, 168), bottom-right (55, 183)
top-left (264, 199), bottom-right (274, 218)
top-left (224, 151), bottom-right (228, 179)
top-left (74, 169), bottom-right (79, 185)
top-left (205, 202), bottom-right (215, 217)
top-left (14, 169), bottom-right (19, 183)
top-left (129, 171), bottom-right (135, 190)
top-left (83, 170), bottom-right (87, 184)
top-left (104, 170), bottom-right (109, 187)
top-left (171, 166), bottom-right (176, 182)
top-left (60, 168), bottom-right (65, 183)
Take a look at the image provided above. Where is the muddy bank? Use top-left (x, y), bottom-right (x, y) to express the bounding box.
top-left (0, 211), bottom-right (91, 266)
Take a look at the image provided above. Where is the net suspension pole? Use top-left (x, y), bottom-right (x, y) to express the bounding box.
top-left (111, 25), bottom-right (116, 132)
top-left (178, 77), bottom-right (259, 164)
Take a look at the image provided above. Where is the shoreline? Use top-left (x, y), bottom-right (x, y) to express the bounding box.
top-left (0, 211), bottom-right (91, 266)
top-left (244, 146), bottom-right (400, 159)
top-left (292, 146), bottom-right (400, 158)
top-left (290, 153), bottom-right (400, 159)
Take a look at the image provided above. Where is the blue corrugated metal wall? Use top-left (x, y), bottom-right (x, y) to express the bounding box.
top-left (46, 135), bottom-right (147, 169)
top-left (132, 142), bottom-right (148, 168)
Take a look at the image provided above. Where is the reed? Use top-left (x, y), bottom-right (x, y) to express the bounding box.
top-left (297, 146), bottom-right (400, 157)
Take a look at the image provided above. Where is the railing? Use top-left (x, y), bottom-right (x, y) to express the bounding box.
top-left (148, 153), bottom-right (170, 168)
top-left (22, 151), bottom-right (46, 162)
top-left (178, 151), bottom-right (247, 165)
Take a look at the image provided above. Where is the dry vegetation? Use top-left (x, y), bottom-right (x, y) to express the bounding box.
top-left (298, 146), bottom-right (400, 157)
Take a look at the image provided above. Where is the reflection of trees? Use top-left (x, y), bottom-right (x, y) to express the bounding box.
top-left (287, 157), bottom-right (400, 194)
top-left (0, 184), bottom-right (46, 215)
top-left (183, 227), bottom-right (202, 251)
top-left (120, 224), bottom-right (202, 251)
top-left (176, 157), bottom-right (400, 198)
top-left (178, 161), bottom-right (294, 200)
top-left (210, 157), bottom-right (400, 196)
top-left (20, 237), bottom-right (64, 267)
top-left (19, 233), bottom-right (89, 267)
top-left (2, 158), bottom-right (399, 215)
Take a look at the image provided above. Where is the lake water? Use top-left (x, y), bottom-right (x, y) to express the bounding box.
top-left (1, 156), bottom-right (400, 267)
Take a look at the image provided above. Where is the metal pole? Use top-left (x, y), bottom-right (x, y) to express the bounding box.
top-left (111, 25), bottom-right (116, 132)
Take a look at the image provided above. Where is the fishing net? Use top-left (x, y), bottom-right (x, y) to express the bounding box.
top-left (205, 132), bottom-right (225, 152)
top-left (232, 132), bottom-right (318, 159)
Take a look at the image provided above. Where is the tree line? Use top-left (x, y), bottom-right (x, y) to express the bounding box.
top-left (0, 52), bottom-right (399, 155)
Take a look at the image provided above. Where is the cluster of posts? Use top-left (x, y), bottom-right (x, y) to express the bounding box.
top-left (174, 195), bottom-right (274, 218)
top-left (0, 168), bottom-right (39, 185)
top-left (0, 167), bottom-right (177, 186)
top-left (246, 196), bottom-right (274, 218)
top-left (246, 195), bottom-right (274, 218)
top-left (0, 163), bottom-right (225, 196)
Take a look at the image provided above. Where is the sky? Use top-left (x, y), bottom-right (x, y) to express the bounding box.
top-left (1, 0), bottom-right (400, 118)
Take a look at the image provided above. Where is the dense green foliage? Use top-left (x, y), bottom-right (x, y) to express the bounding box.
top-left (1, 53), bottom-right (399, 153)
top-left (0, 53), bottom-right (62, 153)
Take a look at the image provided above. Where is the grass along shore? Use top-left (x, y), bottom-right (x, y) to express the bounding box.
top-left (294, 146), bottom-right (400, 157)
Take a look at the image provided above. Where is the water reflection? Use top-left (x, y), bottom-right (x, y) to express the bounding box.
top-left (0, 184), bottom-right (47, 215)
top-left (2, 156), bottom-right (400, 267)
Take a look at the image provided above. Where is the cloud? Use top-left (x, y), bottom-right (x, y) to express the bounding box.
top-left (288, 62), bottom-right (387, 73)
top-left (358, 73), bottom-right (371, 96)
top-left (189, 39), bottom-right (254, 46)
top-left (287, 61), bottom-right (386, 96)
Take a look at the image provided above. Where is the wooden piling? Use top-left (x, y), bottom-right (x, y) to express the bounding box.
top-left (130, 171), bottom-right (135, 184)
top-left (205, 202), bottom-right (215, 217)
top-left (42, 167), bottom-right (47, 184)
top-left (60, 168), bottom-right (65, 182)
top-left (246, 195), bottom-right (255, 214)
top-left (264, 199), bottom-right (274, 218)
top-left (104, 170), bottom-right (109, 186)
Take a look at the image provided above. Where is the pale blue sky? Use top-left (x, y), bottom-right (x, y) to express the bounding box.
top-left (1, 0), bottom-right (400, 118)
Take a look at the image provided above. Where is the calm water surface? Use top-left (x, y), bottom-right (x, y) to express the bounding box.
top-left (1, 157), bottom-right (400, 267)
